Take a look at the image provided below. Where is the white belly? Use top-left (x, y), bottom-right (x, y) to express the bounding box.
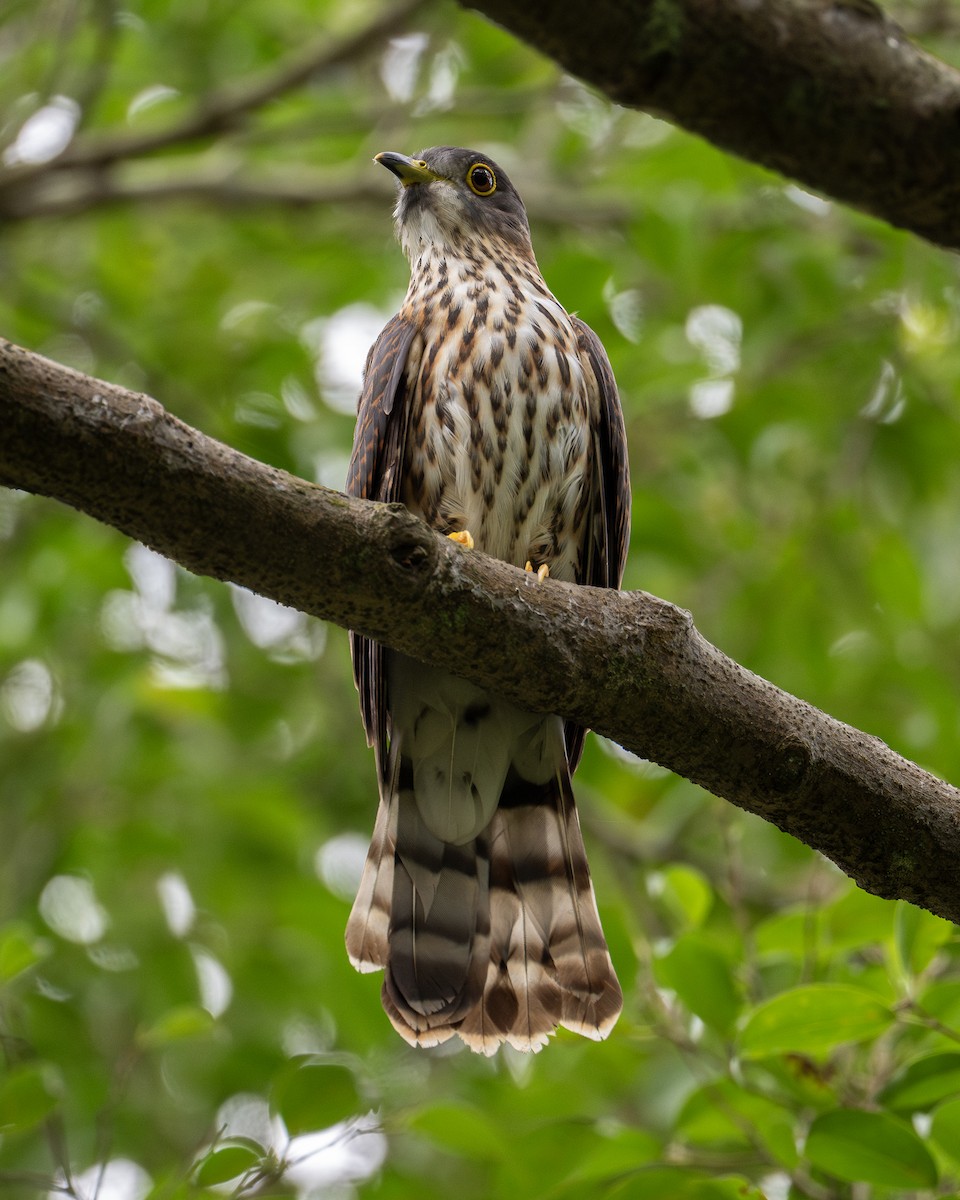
top-left (401, 270), bottom-right (594, 581)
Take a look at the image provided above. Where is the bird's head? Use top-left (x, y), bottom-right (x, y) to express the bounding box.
top-left (375, 146), bottom-right (533, 261)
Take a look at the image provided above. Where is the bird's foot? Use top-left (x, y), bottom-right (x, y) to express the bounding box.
top-left (448, 530), bottom-right (475, 550)
top-left (525, 561), bottom-right (550, 582)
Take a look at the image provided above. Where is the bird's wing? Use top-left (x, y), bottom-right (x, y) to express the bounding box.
top-left (572, 316), bottom-right (631, 590)
top-left (567, 316), bottom-right (631, 771)
top-left (345, 312), bottom-right (418, 777)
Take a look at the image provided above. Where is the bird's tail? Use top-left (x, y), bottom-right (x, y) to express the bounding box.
top-left (345, 758), bottom-right (622, 1052)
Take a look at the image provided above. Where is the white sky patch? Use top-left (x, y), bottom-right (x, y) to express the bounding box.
top-left (303, 303), bottom-right (396, 415)
top-left (231, 587), bottom-right (302, 645)
top-left (622, 112), bottom-right (672, 150)
top-left (315, 834), bottom-right (369, 902)
top-left (685, 304), bottom-right (742, 376)
top-left (783, 184), bottom-right (832, 217)
top-left (689, 378), bottom-right (735, 420)
top-left (598, 737), bottom-right (670, 778)
top-left (0, 491), bottom-right (26, 540)
top-left (415, 40), bottom-right (464, 113)
top-left (313, 449), bottom-right (352, 491)
top-left (380, 33), bottom-right (429, 102)
top-left (101, 545), bottom-right (226, 688)
top-left (281, 375), bottom-right (317, 421)
top-left (127, 84), bottom-right (180, 122)
top-left (39, 876), bottom-right (109, 945)
top-left (685, 304), bottom-right (742, 419)
top-left (281, 1013), bottom-right (337, 1057)
top-left (220, 299), bottom-right (276, 333)
top-left (157, 872), bottom-right (196, 937)
top-left (235, 391), bottom-right (284, 429)
top-left (145, 609), bottom-right (226, 689)
top-left (555, 77), bottom-right (616, 144)
top-left (4, 95), bottom-right (79, 165)
top-left (603, 279), bottom-right (644, 344)
top-left (829, 629), bottom-right (874, 661)
top-left (192, 947), bottom-right (233, 1018)
top-left (213, 1093), bottom-right (386, 1192)
top-left (59, 1159), bottom-right (152, 1200)
top-left (230, 585), bottom-right (325, 663)
top-left (126, 543), bottom-right (176, 611)
top-left (217, 1093), bottom-right (282, 1146)
top-left (758, 1172), bottom-right (792, 1200)
top-left (861, 360), bottom-right (905, 424)
top-left (88, 944), bottom-right (139, 972)
top-left (285, 1115), bottom-right (388, 1192)
top-left (1, 658), bottom-right (60, 732)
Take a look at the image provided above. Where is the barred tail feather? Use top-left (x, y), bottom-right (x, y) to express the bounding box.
top-left (376, 761), bottom-right (492, 1046)
top-left (498, 768), bottom-right (620, 1045)
top-left (348, 758), bottom-right (621, 1052)
top-left (345, 787), bottom-right (397, 973)
top-left (549, 771), bottom-right (623, 1040)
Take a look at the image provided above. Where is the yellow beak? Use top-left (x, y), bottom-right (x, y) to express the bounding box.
top-left (374, 151), bottom-right (442, 187)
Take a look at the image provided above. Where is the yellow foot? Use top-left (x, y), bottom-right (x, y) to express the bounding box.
top-left (525, 561), bottom-right (550, 582)
top-left (448, 530), bottom-right (475, 550)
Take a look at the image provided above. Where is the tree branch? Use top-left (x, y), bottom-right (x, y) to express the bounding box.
top-left (0, 0), bottom-right (430, 194)
top-left (462, 0), bottom-right (960, 250)
top-left (3, 338), bottom-right (960, 919)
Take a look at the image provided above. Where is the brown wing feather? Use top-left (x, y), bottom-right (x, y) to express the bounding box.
top-left (566, 316), bottom-right (631, 771)
top-left (345, 313), bottom-right (418, 776)
top-left (571, 317), bottom-right (631, 591)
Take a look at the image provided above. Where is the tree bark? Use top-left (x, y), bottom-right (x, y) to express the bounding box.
top-left (3, 338), bottom-right (960, 920)
top-left (462, 0), bottom-right (960, 251)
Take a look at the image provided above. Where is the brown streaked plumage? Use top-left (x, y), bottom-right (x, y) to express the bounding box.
top-left (346, 146), bottom-right (631, 1053)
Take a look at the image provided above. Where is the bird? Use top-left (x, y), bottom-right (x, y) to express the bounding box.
top-left (344, 146), bottom-right (631, 1053)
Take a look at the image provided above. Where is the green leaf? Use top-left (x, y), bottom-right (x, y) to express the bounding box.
top-left (930, 1096), bottom-right (960, 1165)
top-left (407, 1102), bottom-right (504, 1161)
top-left (804, 1109), bottom-right (937, 1187)
top-left (270, 1059), bottom-right (362, 1136)
top-left (609, 1168), bottom-right (765, 1199)
top-left (917, 979), bottom-right (960, 1026)
top-left (893, 900), bottom-right (953, 978)
top-left (677, 1079), bottom-right (798, 1167)
top-left (569, 1126), bottom-right (660, 1182)
top-left (880, 1052), bottom-right (960, 1113)
top-left (0, 1063), bottom-right (62, 1132)
top-left (195, 1142), bottom-right (263, 1186)
top-left (739, 984), bottom-right (892, 1058)
top-left (648, 865), bottom-right (713, 930)
top-left (825, 887), bottom-right (897, 951)
top-left (0, 923), bottom-right (48, 983)
top-left (137, 1005), bottom-right (215, 1048)
top-left (753, 909), bottom-right (817, 962)
top-left (655, 934), bottom-right (741, 1035)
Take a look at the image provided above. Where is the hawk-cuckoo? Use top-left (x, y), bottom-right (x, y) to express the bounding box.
top-left (345, 146), bottom-right (631, 1053)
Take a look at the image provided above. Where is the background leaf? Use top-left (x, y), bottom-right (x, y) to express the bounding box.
top-left (738, 984), bottom-right (893, 1058)
top-left (2, 2), bottom-right (960, 1196)
top-left (804, 1108), bottom-right (938, 1188)
top-left (270, 1059), bottom-right (363, 1135)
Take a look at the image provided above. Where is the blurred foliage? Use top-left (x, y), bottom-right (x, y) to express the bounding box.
top-left (2, 1), bottom-right (960, 1197)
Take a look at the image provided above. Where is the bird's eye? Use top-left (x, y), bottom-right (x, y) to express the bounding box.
top-left (466, 163), bottom-right (497, 197)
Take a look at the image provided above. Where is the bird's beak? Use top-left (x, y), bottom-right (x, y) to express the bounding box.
top-left (375, 151), bottom-right (442, 187)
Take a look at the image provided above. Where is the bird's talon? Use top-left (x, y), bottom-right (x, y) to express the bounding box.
top-left (448, 530), bottom-right (474, 550)
top-left (525, 561), bottom-right (550, 582)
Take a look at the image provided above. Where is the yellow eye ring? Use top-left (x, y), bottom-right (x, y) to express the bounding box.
top-left (466, 162), bottom-right (497, 197)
